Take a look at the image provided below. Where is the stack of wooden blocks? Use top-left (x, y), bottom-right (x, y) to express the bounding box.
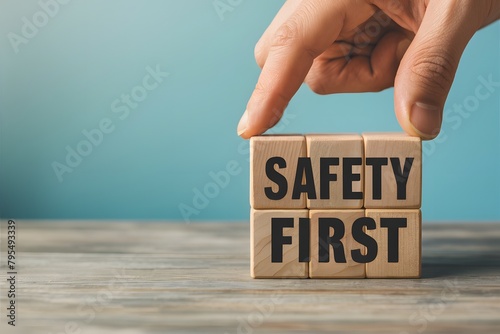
top-left (250, 133), bottom-right (422, 279)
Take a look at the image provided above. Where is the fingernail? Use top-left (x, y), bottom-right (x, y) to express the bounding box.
top-left (409, 102), bottom-right (442, 139)
top-left (237, 110), bottom-right (248, 137)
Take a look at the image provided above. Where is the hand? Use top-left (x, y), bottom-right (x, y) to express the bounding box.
top-left (237, 0), bottom-right (500, 140)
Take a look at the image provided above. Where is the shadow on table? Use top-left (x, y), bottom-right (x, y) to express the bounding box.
top-left (422, 235), bottom-right (500, 279)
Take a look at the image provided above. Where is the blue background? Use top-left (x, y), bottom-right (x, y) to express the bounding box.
top-left (1, 0), bottom-right (499, 222)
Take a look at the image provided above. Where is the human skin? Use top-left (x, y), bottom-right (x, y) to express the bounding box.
top-left (237, 0), bottom-right (500, 140)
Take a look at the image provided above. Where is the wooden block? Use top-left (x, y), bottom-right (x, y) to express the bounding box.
top-left (251, 209), bottom-right (308, 278)
top-left (306, 134), bottom-right (364, 209)
top-left (250, 135), bottom-right (306, 209)
top-left (363, 133), bottom-right (421, 209)
top-left (309, 210), bottom-right (366, 278)
top-left (365, 209), bottom-right (421, 278)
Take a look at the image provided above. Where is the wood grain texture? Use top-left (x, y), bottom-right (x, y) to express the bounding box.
top-left (309, 210), bottom-right (366, 278)
top-left (250, 135), bottom-right (306, 209)
top-left (1, 220), bottom-right (499, 334)
top-left (306, 134), bottom-right (364, 209)
top-left (365, 209), bottom-right (422, 278)
top-left (363, 133), bottom-right (421, 209)
top-left (251, 209), bottom-right (309, 278)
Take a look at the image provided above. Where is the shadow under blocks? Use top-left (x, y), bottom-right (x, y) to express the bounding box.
top-left (250, 133), bottom-right (422, 278)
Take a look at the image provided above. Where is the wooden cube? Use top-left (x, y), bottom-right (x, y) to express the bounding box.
top-left (363, 133), bottom-right (421, 209)
top-left (365, 209), bottom-right (421, 278)
top-left (306, 134), bottom-right (364, 209)
top-left (250, 135), bottom-right (306, 209)
top-left (309, 210), bottom-right (366, 278)
top-left (251, 209), bottom-right (309, 278)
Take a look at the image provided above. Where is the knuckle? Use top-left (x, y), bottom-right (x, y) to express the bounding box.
top-left (409, 49), bottom-right (457, 93)
top-left (371, 81), bottom-right (394, 93)
top-left (306, 74), bottom-right (330, 95)
top-left (253, 80), bottom-right (267, 97)
top-left (254, 40), bottom-right (265, 68)
top-left (308, 82), bottom-right (329, 95)
top-left (271, 20), bottom-right (301, 49)
top-left (371, 69), bottom-right (396, 92)
top-left (254, 79), bottom-right (288, 107)
top-left (270, 6), bottom-right (323, 59)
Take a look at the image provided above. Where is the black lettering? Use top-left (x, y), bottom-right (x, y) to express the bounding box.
top-left (381, 217), bottom-right (407, 263)
top-left (320, 157), bottom-right (338, 199)
top-left (271, 217), bottom-right (293, 263)
top-left (265, 157), bottom-right (287, 200)
top-left (318, 218), bottom-right (346, 263)
top-left (298, 218), bottom-right (310, 262)
top-left (390, 157), bottom-right (414, 200)
top-left (366, 158), bottom-right (388, 200)
top-left (351, 217), bottom-right (378, 263)
top-left (292, 157), bottom-right (316, 199)
top-left (343, 157), bottom-right (363, 200)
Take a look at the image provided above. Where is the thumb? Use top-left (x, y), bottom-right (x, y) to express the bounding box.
top-left (394, 0), bottom-right (482, 140)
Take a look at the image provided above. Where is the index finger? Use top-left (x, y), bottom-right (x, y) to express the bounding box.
top-left (238, 0), bottom-right (347, 139)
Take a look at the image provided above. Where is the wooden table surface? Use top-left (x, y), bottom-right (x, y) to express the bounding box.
top-left (1, 221), bottom-right (499, 333)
